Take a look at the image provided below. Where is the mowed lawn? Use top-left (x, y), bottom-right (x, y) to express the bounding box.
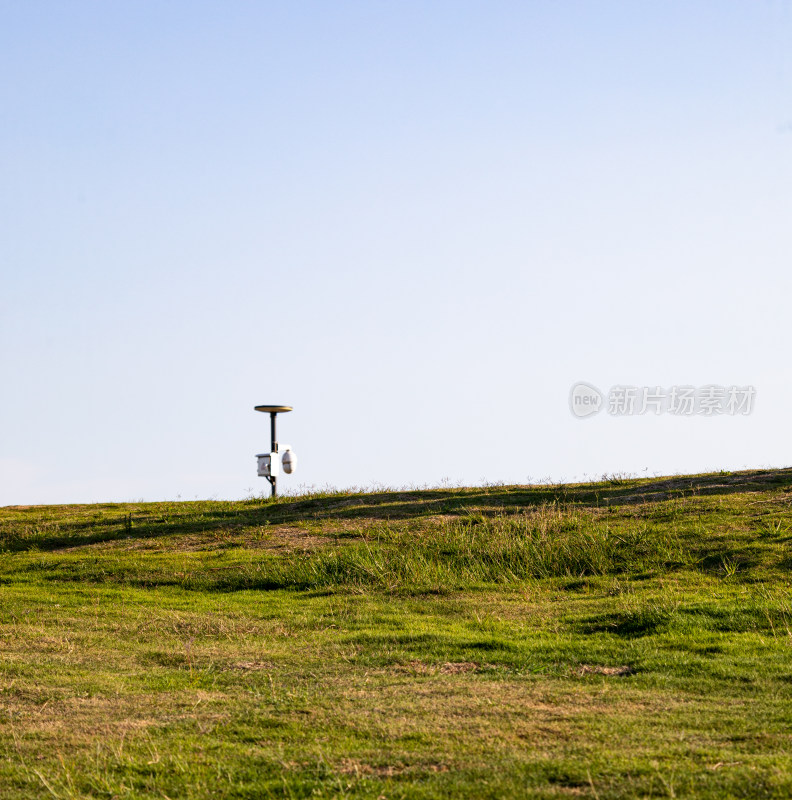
top-left (2, 469), bottom-right (792, 798)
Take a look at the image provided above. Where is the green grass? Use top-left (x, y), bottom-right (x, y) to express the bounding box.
top-left (2, 468), bottom-right (792, 798)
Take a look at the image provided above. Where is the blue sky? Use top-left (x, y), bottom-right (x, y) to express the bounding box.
top-left (2, 1), bottom-right (791, 504)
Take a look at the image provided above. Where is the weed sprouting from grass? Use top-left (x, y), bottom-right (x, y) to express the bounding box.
top-left (721, 555), bottom-right (739, 578)
top-left (602, 471), bottom-right (638, 486)
top-left (759, 518), bottom-right (789, 538)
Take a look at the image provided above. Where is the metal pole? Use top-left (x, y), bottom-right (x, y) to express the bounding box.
top-left (270, 412), bottom-right (278, 498)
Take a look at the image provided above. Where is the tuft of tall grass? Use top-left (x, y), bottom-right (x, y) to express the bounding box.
top-left (185, 506), bottom-right (691, 593)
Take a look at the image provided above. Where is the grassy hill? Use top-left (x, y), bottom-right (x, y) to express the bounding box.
top-left (2, 468), bottom-right (792, 798)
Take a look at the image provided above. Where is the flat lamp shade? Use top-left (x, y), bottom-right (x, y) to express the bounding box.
top-left (254, 405), bottom-right (293, 413)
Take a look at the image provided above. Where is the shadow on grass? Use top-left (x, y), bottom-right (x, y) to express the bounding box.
top-left (2, 468), bottom-right (792, 553)
top-left (578, 608), bottom-right (672, 638)
top-left (270, 467), bottom-right (792, 521)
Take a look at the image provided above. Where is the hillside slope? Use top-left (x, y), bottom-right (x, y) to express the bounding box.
top-left (1, 468), bottom-right (792, 798)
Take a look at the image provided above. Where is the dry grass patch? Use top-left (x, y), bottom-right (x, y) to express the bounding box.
top-left (575, 664), bottom-right (635, 677)
top-left (229, 660), bottom-right (274, 671)
top-left (393, 660), bottom-right (486, 675)
top-left (336, 758), bottom-right (450, 776)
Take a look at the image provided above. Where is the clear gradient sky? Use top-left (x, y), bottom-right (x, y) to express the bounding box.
top-left (2, 1), bottom-right (791, 505)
